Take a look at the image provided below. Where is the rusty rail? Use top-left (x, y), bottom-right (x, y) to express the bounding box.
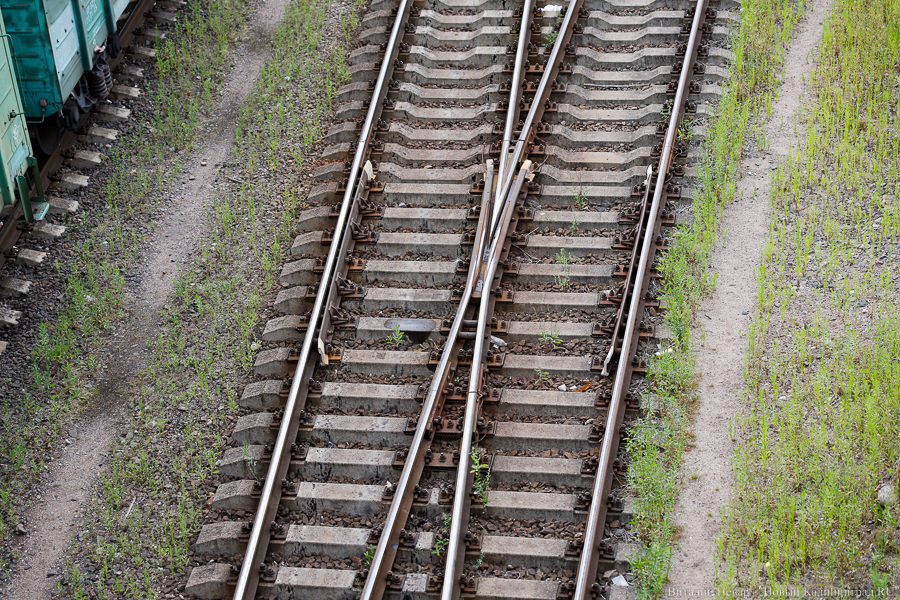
top-left (571, 2), bottom-right (710, 597)
top-left (232, 0), bottom-right (415, 595)
top-left (441, 160), bottom-right (532, 600)
top-left (357, 163), bottom-right (494, 600)
top-left (439, 0), bottom-right (587, 593)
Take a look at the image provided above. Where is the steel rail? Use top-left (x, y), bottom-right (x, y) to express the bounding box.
top-left (232, 0), bottom-right (414, 595)
top-left (572, 2), bottom-right (709, 597)
top-left (496, 0), bottom-right (534, 185)
top-left (489, 0), bottom-right (583, 237)
top-left (440, 3), bottom-right (588, 589)
top-left (600, 164), bottom-right (652, 377)
top-left (362, 6), bottom-right (543, 592)
top-left (441, 161), bottom-right (532, 600)
top-left (315, 161), bottom-right (375, 365)
top-left (232, 168), bottom-right (373, 600)
top-left (357, 163), bottom-right (495, 600)
top-left (315, 0), bottom-right (415, 364)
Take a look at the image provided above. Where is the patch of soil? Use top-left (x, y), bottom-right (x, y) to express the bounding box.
top-left (0, 0), bottom-right (293, 597)
top-left (665, 0), bottom-right (834, 590)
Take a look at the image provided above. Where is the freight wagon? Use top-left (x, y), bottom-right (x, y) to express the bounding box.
top-left (1, 10), bottom-right (45, 223)
top-left (0, 0), bottom-right (130, 154)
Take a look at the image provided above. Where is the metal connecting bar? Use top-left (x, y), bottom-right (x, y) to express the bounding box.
top-left (358, 164), bottom-right (496, 600)
top-left (496, 0), bottom-right (534, 185)
top-left (572, 2), bottom-right (709, 597)
top-left (601, 165), bottom-right (652, 376)
top-left (316, 161), bottom-right (375, 362)
top-left (442, 162), bottom-right (532, 600)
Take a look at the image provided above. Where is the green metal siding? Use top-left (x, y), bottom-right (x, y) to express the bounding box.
top-left (0, 0), bottom-right (68, 117)
top-left (73, 0), bottom-right (107, 70)
top-left (111, 0), bottom-right (126, 21)
top-left (0, 14), bottom-right (33, 206)
top-left (0, 0), bottom-right (116, 119)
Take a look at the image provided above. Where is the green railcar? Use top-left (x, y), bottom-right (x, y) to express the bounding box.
top-left (0, 12), bottom-right (45, 222)
top-left (0, 0), bottom-right (129, 153)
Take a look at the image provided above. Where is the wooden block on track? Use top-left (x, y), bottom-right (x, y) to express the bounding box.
top-left (111, 85), bottom-right (141, 100)
top-left (0, 307), bottom-right (21, 327)
top-left (31, 222), bottom-right (66, 240)
top-left (117, 64), bottom-right (144, 78)
top-left (129, 45), bottom-right (156, 60)
top-left (53, 173), bottom-right (88, 191)
top-left (16, 249), bottom-right (46, 266)
top-left (0, 277), bottom-right (31, 297)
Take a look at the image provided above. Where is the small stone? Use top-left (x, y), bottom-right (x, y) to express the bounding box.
top-left (250, 342), bottom-right (261, 351)
top-left (15, 524), bottom-right (26, 535)
top-left (857, 299), bottom-right (868, 307)
top-left (603, 569), bottom-right (616, 579)
top-left (47, 570), bottom-right (56, 577)
top-left (557, 384), bottom-right (567, 392)
top-left (178, 405), bottom-right (187, 411)
top-left (742, 311), bottom-right (749, 315)
top-left (877, 483), bottom-right (897, 506)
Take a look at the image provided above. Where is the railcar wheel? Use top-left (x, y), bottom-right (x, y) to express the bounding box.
top-left (32, 117), bottom-right (64, 157)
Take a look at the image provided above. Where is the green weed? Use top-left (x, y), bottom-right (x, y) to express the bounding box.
top-left (721, 0), bottom-right (900, 590)
top-left (386, 321), bottom-right (406, 347)
top-left (539, 326), bottom-right (564, 345)
top-left (470, 447), bottom-right (491, 505)
top-left (623, 0), bottom-right (812, 596)
top-left (554, 249), bottom-right (575, 287)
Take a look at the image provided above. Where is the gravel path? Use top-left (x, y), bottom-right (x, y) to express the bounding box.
top-left (665, 0), bottom-right (835, 591)
top-left (0, 0), bottom-right (290, 596)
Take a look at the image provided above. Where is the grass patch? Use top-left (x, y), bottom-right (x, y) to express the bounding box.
top-left (624, 0), bottom-right (810, 596)
top-left (0, 0), bottom-right (253, 573)
top-left (57, 0), bottom-right (360, 596)
top-left (720, 0), bottom-right (900, 591)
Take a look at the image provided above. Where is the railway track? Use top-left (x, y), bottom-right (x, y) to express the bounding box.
top-left (0, 0), bottom-right (173, 352)
top-left (186, 0), bottom-right (735, 597)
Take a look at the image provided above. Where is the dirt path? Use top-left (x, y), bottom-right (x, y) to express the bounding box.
top-left (665, 0), bottom-right (834, 591)
top-left (0, 1), bottom-right (289, 597)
